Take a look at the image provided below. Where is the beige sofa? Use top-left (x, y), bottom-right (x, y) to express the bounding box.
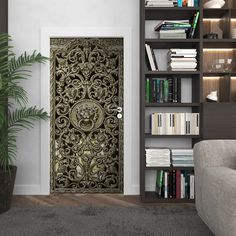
top-left (194, 140), bottom-right (236, 236)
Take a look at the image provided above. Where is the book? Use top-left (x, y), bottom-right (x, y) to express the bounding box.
top-left (156, 170), bottom-right (164, 197)
top-left (146, 78), bottom-right (150, 103)
top-left (189, 11), bottom-right (200, 38)
top-left (176, 170), bottom-right (181, 199)
top-left (190, 174), bottom-right (195, 199)
top-left (145, 44), bottom-right (157, 71)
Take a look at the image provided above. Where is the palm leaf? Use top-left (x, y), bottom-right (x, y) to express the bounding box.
top-left (0, 33), bottom-right (49, 170)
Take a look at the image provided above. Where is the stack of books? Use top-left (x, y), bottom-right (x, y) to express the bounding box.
top-left (154, 20), bottom-right (191, 39)
top-left (145, 148), bottom-right (171, 167)
top-left (155, 170), bottom-right (195, 199)
top-left (150, 112), bottom-right (199, 135)
top-left (172, 149), bottom-right (194, 167)
top-left (167, 49), bottom-right (197, 71)
top-left (145, 0), bottom-right (177, 7)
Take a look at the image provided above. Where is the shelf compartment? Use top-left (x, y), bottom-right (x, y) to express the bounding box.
top-left (145, 103), bottom-right (200, 107)
top-left (145, 134), bottom-right (200, 138)
top-left (142, 191), bottom-right (195, 203)
top-left (145, 7), bottom-right (200, 20)
top-left (145, 39), bottom-right (200, 49)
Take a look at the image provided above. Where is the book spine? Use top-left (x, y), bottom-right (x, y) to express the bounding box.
top-left (190, 174), bottom-right (195, 199)
top-left (181, 173), bottom-right (185, 199)
top-left (146, 78), bottom-right (150, 103)
top-left (172, 170), bottom-right (176, 198)
top-left (167, 77), bottom-right (173, 102)
top-left (189, 12), bottom-right (200, 38)
top-left (177, 0), bottom-right (183, 7)
top-left (164, 79), bottom-right (169, 103)
top-left (177, 77), bottom-right (181, 102)
top-left (164, 171), bottom-right (168, 198)
top-left (176, 170), bottom-right (181, 199)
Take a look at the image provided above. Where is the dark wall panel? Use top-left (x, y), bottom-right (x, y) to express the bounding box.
top-left (0, 0), bottom-right (8, 33)
top-left (202, 103), bottom-right (236, 139)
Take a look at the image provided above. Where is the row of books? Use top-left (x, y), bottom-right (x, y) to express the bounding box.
top-left (167, 48), bottom-right (197, 71)
top-left (145, 148), bottom-right (194, 167)
top-left (145, 77), bottom-right (181, 103)
top-left (150, 112), bottom-right (199, 135)
top-left (145, 45), bottom-right (198, 71)
top-left (155, 170), bottom-right (195, 199)
top-left (145, 0), bottom-right (199, 7)
top-left (154, 12), bottom-right (199, 39)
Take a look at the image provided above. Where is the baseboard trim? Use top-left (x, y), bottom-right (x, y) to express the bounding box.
top-left (14, 185), bottom-right (41, 195)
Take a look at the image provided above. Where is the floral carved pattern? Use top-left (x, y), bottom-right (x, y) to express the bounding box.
top-left (50, 38), bottom-right (123, 193)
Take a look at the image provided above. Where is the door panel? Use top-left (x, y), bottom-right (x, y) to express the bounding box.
top-left (50, 38), bottom-right (123, 193)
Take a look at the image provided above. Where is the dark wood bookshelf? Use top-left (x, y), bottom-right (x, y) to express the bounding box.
top-left (140, 0), bottom-right (236, 203)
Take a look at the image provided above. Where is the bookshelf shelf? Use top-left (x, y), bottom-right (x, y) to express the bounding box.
top-left (145, 71), bottom-right (200, 76)
top-left (203, 39), bottom-right (236, 48)
top-left (145, 103), bottom-right (200, 107)
top-left (145, 134), bottom-right (201, 138)
top-left (146, 39), bottom-right (200, 48)
top-left (145, 166), bottom-right (194, 170)
top-left (145, 8), bottom-right (200, 20)
top-left (203, 9), bottom-right (229, 18)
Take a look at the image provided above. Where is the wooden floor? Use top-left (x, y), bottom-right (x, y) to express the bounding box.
top-left (12, 194), bottom-right (194, 207)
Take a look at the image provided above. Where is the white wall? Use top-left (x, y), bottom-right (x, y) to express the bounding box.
top-left (9, 0), bottom-right (140, 194)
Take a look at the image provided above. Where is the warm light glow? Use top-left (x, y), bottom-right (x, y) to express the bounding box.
top-left (203, 48), bottom-right (235, 51)
top-left (203, 77), bottom-right (220, 80)
top-left (203, 18), bottom-right (221, 21)
top-left (231, 77), bottom-right (236, 80)
top-left (231, 19), bottom-right (236, 22)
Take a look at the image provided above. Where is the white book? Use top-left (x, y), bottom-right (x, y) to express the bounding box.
top-left (181, 174), bottom-right (185, 199)
top-left (191, 113), bottom-right (200, 135)
top-left (190, 175), bottom-right (195, 199)
top-left (145, 44), bottom-right (156, 71)
top-left (164, 172), bottom-right (168, 198)
top-left (170, 58), bottom-right (197, 62)
top-left (157, 113), bottom-right (163, 135)
top-left (179, 113), bottom-right (186, 135)
top-left (173, 113), bottom-right (179, 135)
top-left (160, 30), bottom-right (186, 34)
top-left (170, 68), bottom-right (197, 71)
top-left (170, 49), bottom-right (197, 52)
top-left (165, 113), bottom-right (173, 135)
top-left (151, 113), bottom-right (158, 135)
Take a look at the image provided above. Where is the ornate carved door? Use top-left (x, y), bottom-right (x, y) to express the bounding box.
top-left (50, 38), bottom-right (123, 193)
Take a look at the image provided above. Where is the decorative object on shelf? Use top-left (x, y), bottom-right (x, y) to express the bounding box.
top-left (203, 0), bottom-right (225, 8)
top-left (207, 59), bottom-right (233, 72)
top-left (203, 32), bottom-right (218, 39)
top-left (206, 91), bottom-right (218, 102)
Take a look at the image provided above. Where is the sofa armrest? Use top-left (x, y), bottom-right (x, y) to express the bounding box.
top-left (194, 140), bottom-right (236, 216)
top-left (200, 167), bottom-right (236, 236)
top-left (194, 140), bottom-right (236, 170)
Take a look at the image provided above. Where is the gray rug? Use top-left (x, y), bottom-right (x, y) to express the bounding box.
top-left (0, 205), bottom-right (213, 236)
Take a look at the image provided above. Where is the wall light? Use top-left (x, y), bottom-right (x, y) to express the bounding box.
top-left (203, 48), bottom-right (235, 51)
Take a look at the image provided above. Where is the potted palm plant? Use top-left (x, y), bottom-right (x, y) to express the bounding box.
top-left (0, 34), bottom-right (49, 213)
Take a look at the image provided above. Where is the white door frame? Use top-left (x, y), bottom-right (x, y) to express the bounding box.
top-left (40, 27), bottom-right (133, 195)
